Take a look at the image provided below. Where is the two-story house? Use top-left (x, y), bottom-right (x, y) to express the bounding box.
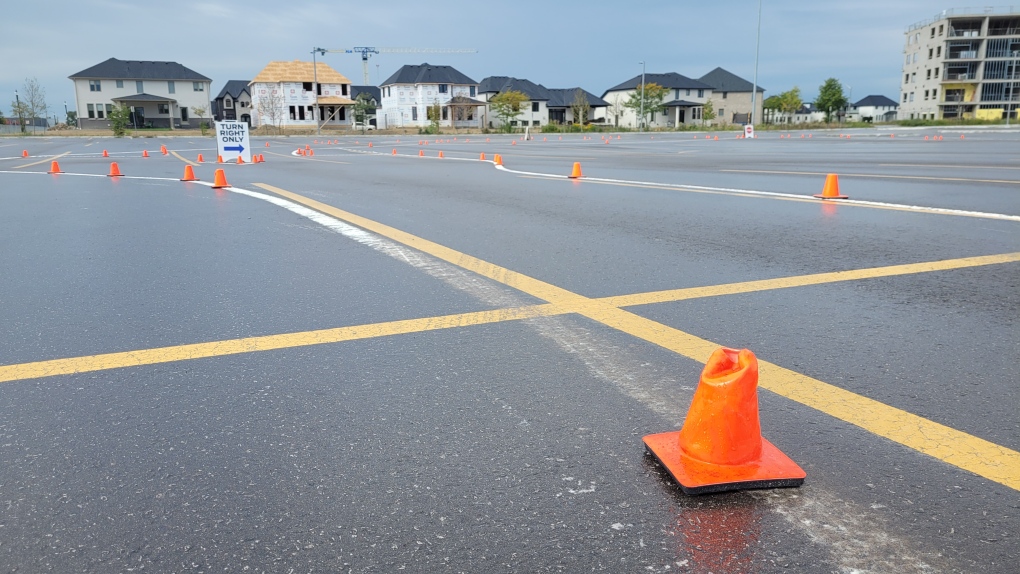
top-left (69, 58), bottom-right (212, 129)
top-left (697, 67), bottom-right (765, 125)
top-left (478, 76), bottom-right (552, 129)
top-left (379, 63), bottom-right (484, 129)
top-left (850, 95), bottom-right (899, 122)
top-left (601, 72), bottom-right (715, 128)
top-left (249, 60), bottom-right (354, 130)
top-left (213, 80), bottom-right (252, 123)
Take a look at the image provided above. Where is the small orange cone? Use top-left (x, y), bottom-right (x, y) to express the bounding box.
top-left (297, 149), bottom-right (304, 156)
top-left (265, 141), bottom-right (270, 147)
top-left (569, 162), bottom-right (583, 179)
top-left (543, 137), bottom-right (547, 142)
top-left (814, 174), bottom-right (848, 199)
top-left (48, 161), bottom-right (63, 174)
top-left (237, 156), bottom-right (244, 164)
top-left (211, 168), bottom-right (229, 188)
top-left (102, 150), bottom-right (109, 157)
top-left (714, 136), bottom-right (719, 141)
top-left (486, 138), bottom-right (491, 143)
top-left (419, 150), bottom-right (424, 157)
top-left (511, 140), bottom-right (517, 146)
top-left (197, 154), bottom-right (204, 163)
top-left (308, 149), bottom-right (314, 156)
top-left (181, 165), bottom-right (198, 181)
top-left (643, 348), bottom-right (805, 494)
top-left (925, 135), bottom-right (929, 141)
top-left (392, 149), bottom-right (397, 155)
top-left (494, 154), bottom-right (503, 166)
top-left (22, 150), bottom-right (28, 158)
top-left (305, 144), bottom-right (311, 150)
top-left (479, 152), bottom-right (486, 161)
top-left (368, 142), bottom-right (373, 148)
top-left (142, 150), bottom-right (149, 158)
top-left (438, 151), bottom-right (444, 158)
top-left (217, 155), bottom-right (224, 163)
top-left (107, 162), bottom-right (122, 177)
top-left (259, 154), bottom-right (265, 162)
top-left (160, 145), bottom-right (167, 155)
top-left (960, 134), bottom-right (965, 140)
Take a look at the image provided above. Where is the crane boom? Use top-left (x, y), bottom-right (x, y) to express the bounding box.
top-left (314, 46), bottom-right (477, 85)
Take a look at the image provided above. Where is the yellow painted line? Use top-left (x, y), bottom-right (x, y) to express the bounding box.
top-left (721, 169), bottom-right (1020, 185)
top-left (170, 150), bottom-right (199, 166)
top-left (601, 252), bottom-right (1020, 307)
top-left (880, 163), bottom-right (1020, 171)
top-left (13, 151), bottom-right (70, 169)
top-left (251, 182), bottom-right (1020, 490)
top-left (0, 304), bottom-right (557, 384)
top-left (264, 149), bottom-right (350, 165)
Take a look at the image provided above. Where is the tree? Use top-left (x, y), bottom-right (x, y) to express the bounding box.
top-left (702, 98), bottom-right (716, 125)
top-left (11, 99), bottom-right (30, 133)
top-left (65, 110), bottom-right (77, 128)
top-left (488, 90), bottom-right (528, 133)
top-left (255, 87), bottom-right (285, 134)
top-left (108, 104), bottom-right (132, 136)
top-left (426, 100), bottom-right (441, 133)
top-left (192, 104), bottom-right (209, 135)
top-left (20, 78), bottom-right (47, 134)
top-left (570, 89), bottom-right (590, 126)
top-left (353, 92), bottom-right (374, 133)
top-left (763, 94), bottom-right (782, 124)
top-left (815, 78), bottom-right (847, 123)
top-left (623, 82), bottom-right (667, 129)
top-left (609, 95), bottom-right (625, 127)
top-left (779, 87), bottom-right (803, 119)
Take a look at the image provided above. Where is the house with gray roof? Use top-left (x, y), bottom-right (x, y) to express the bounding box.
top-left (697, 67), bottom-right (765, 125)
top-left (850, 95), bottom-right (898, 122)
top-left (479, 77), bottom-right (610, 128)
top-left (601, 72), bottom-right (715, 128)
top-left (213, 80), bottom-right (251, 123)
top-left (379, 63), bottom-right (484, 129)
top-left (69, 58), bottom-right (212, 129)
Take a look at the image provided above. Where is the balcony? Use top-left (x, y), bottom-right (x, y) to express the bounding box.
top-left (949, 29), bottom-right (982, 38)
top-left (947, 50), bottom-right (979, 59)
top-left (943, 73), bottom-right (977, 81)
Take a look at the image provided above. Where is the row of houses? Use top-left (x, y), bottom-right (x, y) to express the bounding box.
top-left (69, 58), bottom-right (905, 131)
top-left (69, 57), bottom-right (776, 131)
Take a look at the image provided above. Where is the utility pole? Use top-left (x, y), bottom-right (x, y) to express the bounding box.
top-left (1007, 58), bottom-right (1016, 126)
top-left (750, 0), bottom-right (762, 127)
top-left (639, 61), bottom-right (646, 131)
top-left (312, 47), bottom-right (326, 135)
top-left (15, 89), bottom-right (25, 133)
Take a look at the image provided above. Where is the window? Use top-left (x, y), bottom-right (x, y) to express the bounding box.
top-left (116, 80), bottom-right (124, 88)
top-left (902, 93), bottom-right (908, 103)
top-left (697, 89), bottom-right (704, 98)
top-left (532, 102), bottom-right (539, 112)
top-left (89, 80), bottom-right (101, 92)
top-left (937, 46), bottom-right (942, 57)
top-left (533, 120), bottom-right (540, 126)
top-left (934, 68), bottom-right (940, 78)
top-left (136, 80), bottom-right (143, 93)
top-left (298, 106), bottom-right (305, 120)
top-left (87, 103), bottom-right (95, 118)
top-left (909, 92), bottom-right (915, 102)
top-left (302, 82), bottom-right (312, 92)
top-left (719, 108), bottom-right (724, 118)
top-left (438, 84), bottom-right (448, 94)
top-left (106, 104), bottom-right (113, 115)
top-left (412, 107), bottom-right (418, 121)
top-left (225, 97), bottom-right (233, 109)
top-left (96, 106), bottom-right (104, 119)
top-left (929, 48), bottom-right (933, 59)
top-left (931, 27), bottom-right (935, 38)
top-left (168, 81), bottom-right (175, 94)
top-left (181, 107), bottom-right (188, 121)
top-left (193, 82), bottom-right (204, 92)
top-left (925, 90), bottom-right (930, 100)
top-left (316, 83), bottom-right (322, 95)
top-left (722, 92), bottom-right (728, 99)
top-left (289, 105), bottom-right (296, 120)
top-left (904, 74), bottom-right (909, 84)
top-left (469, 86), bottom-right (476, 97)
top-left (906, 55), bottom-right (911, 65)
top-left (686, 89), bottom-right (691, 96)
top-left (932, 89), bottom-right (938, 99)
top-left (927, 69), bottom-right (932, 79)
top-left (939, 24), bottom-right (944, 36)
top-left (158, 103), bottom-right (169, 114)
top-left (442, 107), bottom-right (448, 120)
top-left (911, 72), bottom-right (916, 83)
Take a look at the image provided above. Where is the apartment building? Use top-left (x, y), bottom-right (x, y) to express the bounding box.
top-left (901, 8), bottom-right (1020, 120)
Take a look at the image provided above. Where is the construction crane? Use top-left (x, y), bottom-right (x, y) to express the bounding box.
top-left (313, 47), bottom-right (477, 85)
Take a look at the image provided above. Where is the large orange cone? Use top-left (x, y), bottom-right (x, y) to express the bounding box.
top-left (419, 150), bottom-right (425, 157)
top-left (160, 145), bottom-right (168, 155)
top-left (197, 154), bottom-right (204, 163)
top-left (102, 150), bottom-right (109, 157)
top-left (493, 154), bottom-right (503, 166)
top-left (211, 168), bottom-right (229, 188)
top-left (814, 174), bottom-right (848, 199)
top-left (181, 165), bottom-right (198, 181)
top-left (107, 162), bottom-right (122, 177)
top-left (142, 150), bottom-right (149, 158)
top-left (22, 150), bottom-right (28, 158)
top-left (479, 152), bottom-right (486, 161)
top-left (392, 148), bottom-right (397, 155)
top-left (569, 162), bottom-right (583, 178)
top-left (438, 151), bottom-right (444, 158)
top-left (643, 348), bottom-right (805, 494)
top-left (259, 154), bottom-right (265, 162)
top-left (217, 155), bottom-right (224, 163)
top-left (48, 161), bottom-right (63, 174)
top-left (236, 156), bottom-right (244, 164)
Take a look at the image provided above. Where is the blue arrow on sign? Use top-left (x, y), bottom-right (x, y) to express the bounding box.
top-left (224, 144), bottom-right (244, 153)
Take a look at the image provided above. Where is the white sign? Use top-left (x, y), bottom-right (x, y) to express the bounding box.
top-left (744, 124), bottom-right (755, 139)
top-left (215, 121), bottom-right (252, 163)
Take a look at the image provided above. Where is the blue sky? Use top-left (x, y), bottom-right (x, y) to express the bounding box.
top-left (2, 1), bottom-right (952, 120)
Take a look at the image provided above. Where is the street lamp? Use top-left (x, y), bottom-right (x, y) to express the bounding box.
top-left (63, 101), bottom-right (68, 125)
top-left (312, 47), bottom-right (326, 135)
top-left (15, 89), bottom-right (25, 133)
top-left (639, 61), bottom-right (646, 132)
top-left (750, 0), bottom-right (762, 127)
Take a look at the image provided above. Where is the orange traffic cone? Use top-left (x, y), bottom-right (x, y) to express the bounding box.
top-left (713, 135), bottom-right (719, 140)
top-left (265, 141), bottom-right (270, 147)
top-left (160, 145), bottom-right (167, 155)
top-left (22, 150), bottom-right (28, 158)
top-left (814, 174), bottom-right (848, 199)
top-left (259, 154), bottom-right (265, 162)
top-left (237, 156), bottom-right (244, 164)
top-left (211, 168), bottom-right (229, 188)
top-left (102, 150), bottom-right (109, 157)
top-left (494, 154), bottom-right (503, 166)
top-left (438, 151), bottom-right (444, 158)
top-left (308, 149), bottom-right (314, 156)
top-left (419, 150), bottom-right (425, 157)
top-left (643, 347), bottom-right (806, 494)
top-left (569, 162), bottom-right (583, 179)
top-left (392, 149), bottom-right (397, 155)
top-left (960, 134), bottom-right (965, 140)
top-left (924, 135), bottom-right (929, 141)
top-left (511, 140), bottom-right (517, 146)
top-left (107, 162), bottom-right (122, 177)
top-left (217, 155), bottom-right (224, 163)
top-left (368, 142), bottom-right (373, 148)
top-left (181, 165), bottom-right (198, 181)
top-left (197, 154), bottom-right (205, 163)
top-left (297, 149), bottom-right (304, 156)
top-left (142, 150), bottom-right (149, 158)
top-left (48, 161), bottom-right (63, 174)
top-left (479, 153), bottom-right (486, 161)
top-left (305, 144), bottom-right (310, 150)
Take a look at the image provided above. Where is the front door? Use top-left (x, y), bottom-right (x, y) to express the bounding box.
top-left (677, 109), bottom-right (685, 124)
top-left (131, 106), bottom-right (145, 128)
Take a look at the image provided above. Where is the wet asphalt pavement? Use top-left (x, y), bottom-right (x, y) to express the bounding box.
top-left (0, 128), bottom-right (1017, 573)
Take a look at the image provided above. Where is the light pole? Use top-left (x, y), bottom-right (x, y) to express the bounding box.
top-left (639, 61), bottom-right (646, 131)
top-left (63, 101), bottom-right (68, 126)
top-left (1007, 58), bottom-right (1016, 126)
top-left (750, 0), bottom-right (762, 127)
top-left (312, 47), bottom-right (326, 135)
top-left (15, 89), bottom-right (25, 133)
